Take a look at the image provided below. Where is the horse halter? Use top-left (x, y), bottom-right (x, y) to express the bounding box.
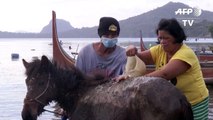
top-left (25, 73), bottom-right (64, 116)
top-left (25, 73), bottom-right (51, 106)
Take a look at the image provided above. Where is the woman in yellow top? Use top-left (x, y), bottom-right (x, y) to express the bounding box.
top-left (124, 18), bottom-right (209, 120)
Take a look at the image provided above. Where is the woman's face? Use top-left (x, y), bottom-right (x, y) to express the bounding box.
top-left (157, 30), bottom-right (177, 53)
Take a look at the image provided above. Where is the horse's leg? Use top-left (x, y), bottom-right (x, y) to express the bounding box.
top-left (165, 97), bottom-right (193, 120)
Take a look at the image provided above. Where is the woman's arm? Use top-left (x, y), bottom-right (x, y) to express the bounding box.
top-left (126, 45), bottom-right (154, 65)
top-left (137, 50), bottom-right (154, 65)
top-left (146, 59), bottom-right (190, 80)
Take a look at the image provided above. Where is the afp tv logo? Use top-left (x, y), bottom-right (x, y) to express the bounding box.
top-left (175, 7), bottom-right (202, 26)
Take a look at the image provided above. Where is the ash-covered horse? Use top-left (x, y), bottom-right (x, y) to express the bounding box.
top-left (21, 55), bottom-right (193, 120)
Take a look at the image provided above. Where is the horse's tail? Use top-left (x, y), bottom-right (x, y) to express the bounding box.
top-left (180, 99), bottom-right (194, 120)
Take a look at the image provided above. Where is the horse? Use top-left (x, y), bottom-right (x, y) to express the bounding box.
top-left (21, 55), bottom-right (193, 120)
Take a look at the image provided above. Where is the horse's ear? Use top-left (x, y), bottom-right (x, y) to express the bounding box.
top-left (39, 55), bottom-right (51, 73)
top-left (41, 55), bottom-right (50, 66)
top-left (22, 59), bottom-right (29, 68)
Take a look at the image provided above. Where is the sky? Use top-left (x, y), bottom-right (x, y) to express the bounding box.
top-left (0, 0), bottom-right (212, 33)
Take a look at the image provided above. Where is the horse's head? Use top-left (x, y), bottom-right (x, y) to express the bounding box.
top-left (21, 55), bottom-right (109, 119)
top-left (21, 55), bottom-right (57, 120)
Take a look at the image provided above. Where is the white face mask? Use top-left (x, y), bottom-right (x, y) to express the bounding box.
top-left (101, 37), bottom-right (118, 48)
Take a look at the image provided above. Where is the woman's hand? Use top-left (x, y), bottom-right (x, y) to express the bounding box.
top-left (126, 45), bottom-right (138, 56)
top-left (113, 74), bottom-right (130, 83)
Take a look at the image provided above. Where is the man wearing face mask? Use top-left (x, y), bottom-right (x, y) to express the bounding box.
top-left (75, 17), bottom-right (127, 78)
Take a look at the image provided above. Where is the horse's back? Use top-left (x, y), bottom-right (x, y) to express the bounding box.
top-left (71, 77), bottom-right (193, 120)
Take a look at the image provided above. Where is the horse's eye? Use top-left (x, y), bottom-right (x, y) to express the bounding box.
top-left (25, 78), bottom-right (31, 85)
top-left (29, 77), bottom-right (35, 83)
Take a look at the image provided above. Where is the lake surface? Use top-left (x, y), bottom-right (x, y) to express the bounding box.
top-left (0, 38), bottom-right (213, 120)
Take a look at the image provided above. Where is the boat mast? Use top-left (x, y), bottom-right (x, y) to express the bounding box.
top-left (140, 30), bottom-right (147, 51)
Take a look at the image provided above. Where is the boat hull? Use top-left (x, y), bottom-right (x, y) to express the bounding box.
top-left (52, 11), bottom-right (75, 69)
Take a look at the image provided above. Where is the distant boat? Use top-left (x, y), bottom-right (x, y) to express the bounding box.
top-left (11, 53), bottom-right (19, 60)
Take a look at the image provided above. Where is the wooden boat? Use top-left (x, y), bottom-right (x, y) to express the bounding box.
top-left (197, 54), bottom-right (213, 61)
top-left (52, 11), bottom-right (75, 69)
top-left (139, 31), bottom-right (213, 84)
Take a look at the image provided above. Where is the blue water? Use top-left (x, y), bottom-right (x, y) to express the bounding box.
top-left (0, 38), bottom-right (213, 120)
top-left (0, 38), bottom-right (55, 120)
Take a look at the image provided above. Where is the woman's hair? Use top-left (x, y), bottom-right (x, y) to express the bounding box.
top-left (156, 18), bottom-right (187, 43)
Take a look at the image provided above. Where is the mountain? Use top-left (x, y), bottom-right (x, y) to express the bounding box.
top-left (40, 19), bottom-right (74, 34)
top-left (57, 1), bottom-right (213, 38)
top-left (1, 2), bottom-right (213, 38)
top-left (184, 20), bottom-right (213, 38)
top-left (118, 2), bottom-right (213, 37)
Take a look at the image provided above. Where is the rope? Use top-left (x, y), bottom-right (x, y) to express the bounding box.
top-left (43, 108), bottom-right (63, 116)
